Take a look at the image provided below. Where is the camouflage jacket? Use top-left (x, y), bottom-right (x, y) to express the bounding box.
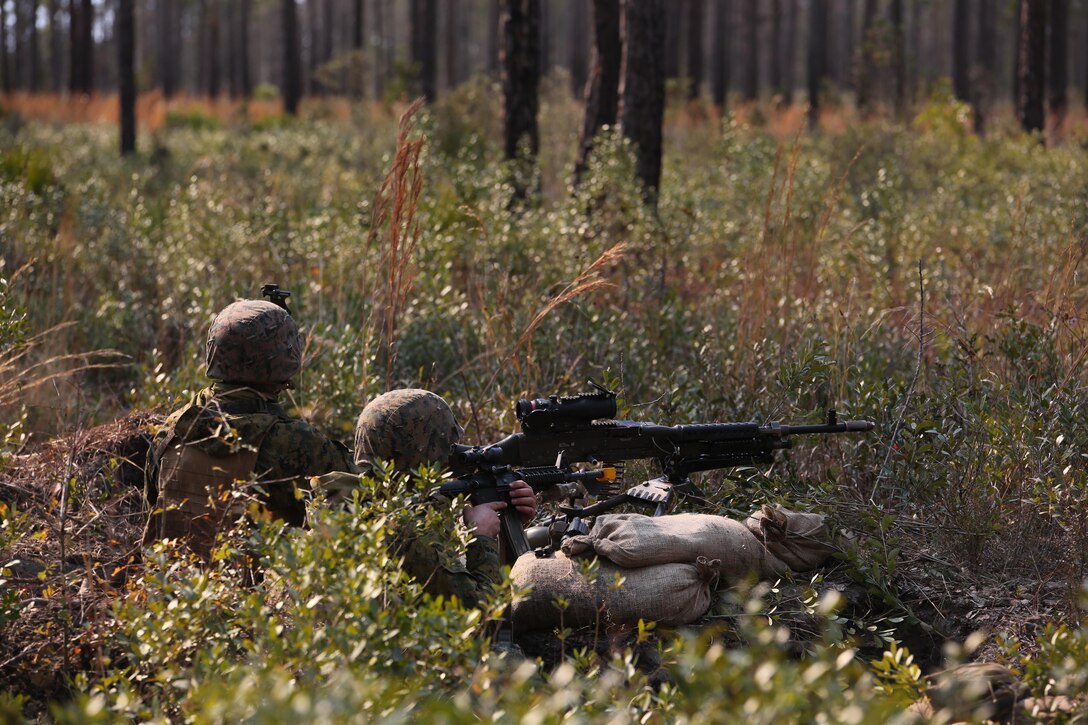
top-left (386, 506), bottom-right (502, 610)
top-left (146, 383), bottom-right (357, 527)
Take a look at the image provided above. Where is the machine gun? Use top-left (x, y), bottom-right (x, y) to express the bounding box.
top-left (440, 383), bottom-right (875, 558)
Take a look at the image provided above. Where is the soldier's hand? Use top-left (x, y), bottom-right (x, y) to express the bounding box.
top-left (508, 480), bottom-right (538, 525)
top-left (463, 501), bottom-right (504, 538)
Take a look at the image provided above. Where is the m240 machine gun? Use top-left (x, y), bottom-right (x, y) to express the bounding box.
top-left (436, 384), bottom-right (875, 558)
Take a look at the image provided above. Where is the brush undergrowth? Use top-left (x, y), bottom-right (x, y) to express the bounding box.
top-left (1, 83), bottom-right (1087, 721)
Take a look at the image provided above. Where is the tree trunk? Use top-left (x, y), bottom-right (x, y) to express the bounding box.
top-left (411, 0), bottom-right (438, 101)
top-left (282, 0), bottom-right (301, 114)
top-left (240, 0), bottom-right (251, 97)
top-left (0, 1), bottom-right (10, 93)
top-left (574, 0), bottom-right (620, 185)
top-left (29, 0), bottom-right (41, 90)
top-left (487, 0), bottom-right (500, 76)
top-left (1048, 0), bottom-right (1068, 126)
top-left (843, 0), bottom-right (856, 90)
top-left (664, 0), bottom-right (680, 80)
top-left (1016, 0), bottom-right (1046, 133)
top-left (539, 0), bottom-right (550, 74)
top-left (618, 0), bottom-right (665, 201)
top-left (783, 0), bottom-right (797, 104)
top-left (306, 0), bottom-right (318, 95)
top-left (973, 0), bottom-right (995, 133)
top-left (742, 0), bottom-right (757, 100)
top-left (353, 0), bottom-right (363, 48)
top-left (952, 0), bottom-right (970, 101)
top-left (856, 0), bottom-right (877, 112)
top-left (207, 0), bottom-right (221, 98)
top-left (49, 0), bottom-right (63, 91)
top-left (322, 0), bottom-right (333, 68)
top-left (890, 0), bottom-right (906, 114)
top-left (909, 0), bottom-right (922, 102)
top-left (373, 0), bottom-right (385, 97)
top-left (68, 0), bottom-right (80, 93)
top-left (569, 0), bottom-right (588, 95)
top-left (808, 0), bottom-right (828, 128)
top-left (686, 0), bottom-right (703, 99)
top-left (119, 0), bottom-right (136, 155)
top-left (79, 0), bottom-right (93, 92)
top-left (443, 0), bottom-right (459, 90)
top-left (158, 0), bottom-right (177, 98)
top-left (710, 0), bottom-right (731, 108)
top-left (500, 0), bottom-right (541, 198)
top-left (769, 0), bottom-right (782, 97)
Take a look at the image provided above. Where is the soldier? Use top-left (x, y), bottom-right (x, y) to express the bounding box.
top-left (143, 298), bottom-right (357, 557)
top-left (353, 389), bottom-right (537, 608)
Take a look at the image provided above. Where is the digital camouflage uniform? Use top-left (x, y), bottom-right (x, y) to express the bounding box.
top-left (144, 300), bottom-right (356, 557)
top-left (355, 389), bottom-right (502, 608)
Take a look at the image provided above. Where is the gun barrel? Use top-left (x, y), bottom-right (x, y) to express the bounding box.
top-left (772, 420), bottom-right (876, 435)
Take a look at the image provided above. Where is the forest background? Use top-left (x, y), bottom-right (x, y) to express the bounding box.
top-left (2, 0), bottom-right (1088, 722)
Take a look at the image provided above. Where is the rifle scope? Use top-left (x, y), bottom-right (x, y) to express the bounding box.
top-left (516, 390), bottom-right (617, 431)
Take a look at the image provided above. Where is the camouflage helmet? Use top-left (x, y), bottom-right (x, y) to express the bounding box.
top-left (205, 300), bottom-right (302, 385)
top-left (354, 389), bottom-right (464, 470)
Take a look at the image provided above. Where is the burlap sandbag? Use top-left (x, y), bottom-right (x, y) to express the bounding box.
top-left (510, 551), bottom-right (719, 631)
top-left (561, 513), bottom-right (788, 577)
top-left (744, 505), bottom-right (836, 571)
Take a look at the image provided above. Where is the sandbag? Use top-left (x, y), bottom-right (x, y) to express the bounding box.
top-left (744, 505), bottom-right (836, 571)
top-left (561, 512), bottom-right (788, 577)
top-left (510, 551), bottom-right (719, 631)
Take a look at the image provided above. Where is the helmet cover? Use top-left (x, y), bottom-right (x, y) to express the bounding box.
top-left (354, 389), bottom-right (463, 470)
top-left (205, 299), bottom-right (302, 384)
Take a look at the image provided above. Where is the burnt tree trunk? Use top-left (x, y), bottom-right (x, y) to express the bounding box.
top-left (14, 0), bottom-right (25, 90)
top-left (119, 0), bottom-right (136, 155)
top-left (952, 0), bottom-right (970, 102)
top-left (501, 0), bottom-right (541, 200)
top-left (618, 0), bottom-right (665, 202)
top-left (282, 0), bottom-right (302, 114)
top-left (856, 0), bottom-right (878, 112)
top-left (808, 0), bottom-right (828, 128)
top-left (353, 0), bottom-right (364, 49)
top-left (710, 0), bottom-right (731, 108)
top-left (240, 0), bottom-right (252, 97)
top-left (742, 0), bottom-right (757, 100)
top-left (443, 0), bottom-right (459, 90)
top-left (664, 0), bottom-right (680, 80)
top-left (487, 0), bottom-right (500, 76)
top-left (78, 0), bottom-right (93, 92)
top-left (770, 0), bottom-right (782, 97)
top-left (49, 0), bottom-right (63, 91)
top-left (322, 0), bottom-right (334, 67)
top-left (569, 0), bottom-right (589, 95)
top-left (68, 0), bottom-right (80, 93)
top-left (1016, 0), bottom-right (1046, 133)
top-left (889, 0), bottom-right (906, 114)
top-left (783, 0), bottom-right (797, 104)
top-left (1048, 0), bottom-right (1068, 127)
top-left (29, 0), bottom-right (41, 90)
top-left (843, 0), bottom-right (856, 90)
top-left (158, 0), bottom-right (177, 98)
top-left (0, 1), bottom-right (10, 93)
top-left (686, 0), bottom-right (704, 99)
top-left (574, 0), bottom-right (620, 185)
top-left (202, 0), bottom-right (222, 98)
top-left (973, 0), bottom-right (995, 133)
top-left (411, 0), bottom-right (438, 101)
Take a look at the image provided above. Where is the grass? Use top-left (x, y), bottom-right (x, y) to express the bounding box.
top-left (0, 83), bottom-right (1087, 721)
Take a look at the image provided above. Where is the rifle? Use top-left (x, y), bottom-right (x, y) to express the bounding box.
top-left (438, 383), bottom-right (875, 559)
